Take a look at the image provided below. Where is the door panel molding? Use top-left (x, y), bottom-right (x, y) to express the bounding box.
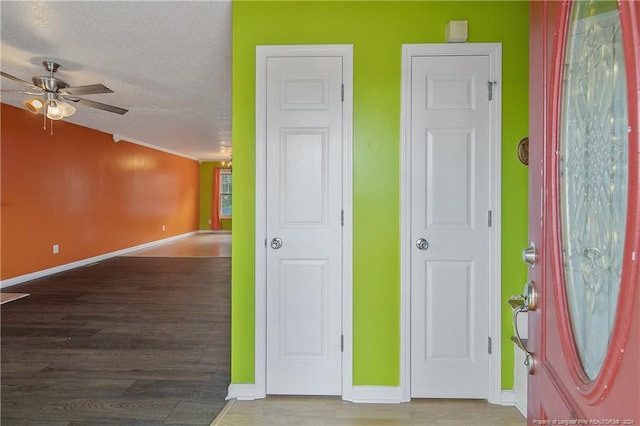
top-left (400, 43), bottom-right (502, 404)
top-left (255, 44), bottom-right (353, 400)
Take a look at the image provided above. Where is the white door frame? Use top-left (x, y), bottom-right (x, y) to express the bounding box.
top-left (255, 44), bottom-right (354, 401)
top-left (400, 43), bottom-right (503, 404)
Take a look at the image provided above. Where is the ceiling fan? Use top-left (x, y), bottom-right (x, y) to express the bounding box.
top-left (1, 60), bottom-right (128, 121)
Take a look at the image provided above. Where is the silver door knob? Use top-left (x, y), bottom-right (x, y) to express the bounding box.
top-left (415, 238), bottom-right (429, 250)
top-left (270, 237), bottom-right (283, 249)
top-left (522, 241), bottom-right (536, 266)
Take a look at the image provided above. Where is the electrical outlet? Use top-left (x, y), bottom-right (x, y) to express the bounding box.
top-left (162, 225), bottom-right (166, 231)
top-left (53, 244), bottom-right (59, 254)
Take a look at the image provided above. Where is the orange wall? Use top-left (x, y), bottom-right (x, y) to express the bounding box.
top-left (0, 103), bottom-right (200, 280)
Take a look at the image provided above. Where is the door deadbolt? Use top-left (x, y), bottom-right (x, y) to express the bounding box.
top-left (522, 241), bottom-right (536, 266)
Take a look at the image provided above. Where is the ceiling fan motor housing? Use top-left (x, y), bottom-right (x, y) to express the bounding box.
top-left (32, 76), bottom-right (69, 93)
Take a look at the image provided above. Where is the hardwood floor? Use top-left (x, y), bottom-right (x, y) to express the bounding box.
top-left (1, 235), bottom-right (230, 425)
top-left (213, 396), bottom-right (526, 426)
top-left (122, 232), bottom-right (231, 258)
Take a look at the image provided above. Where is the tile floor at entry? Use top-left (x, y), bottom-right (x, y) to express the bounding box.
top-left (212, 396), bottom-right (526, 426)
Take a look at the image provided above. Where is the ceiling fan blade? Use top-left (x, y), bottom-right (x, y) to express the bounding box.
top-left (1, 71), bottom-right (42, 91)
top-left (59, 84), bottom-right (113, 96)
top-left (65, 96), bottom-right (128, 115)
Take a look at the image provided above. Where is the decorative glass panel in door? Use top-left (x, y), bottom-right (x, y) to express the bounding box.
top-left (558, 0), bottom-right (628, 380)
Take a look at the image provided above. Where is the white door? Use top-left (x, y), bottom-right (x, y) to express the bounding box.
top-left (410, 54), bottom-right (492, 398)
top-left (265, 56), bottom-right (344, 395)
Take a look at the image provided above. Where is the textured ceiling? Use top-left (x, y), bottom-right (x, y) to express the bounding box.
top-left (0, 1), bottom-right (232, 161)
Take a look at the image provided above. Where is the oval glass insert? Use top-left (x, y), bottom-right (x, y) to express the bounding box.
top-left (558, 0), bottom-right (629, 380)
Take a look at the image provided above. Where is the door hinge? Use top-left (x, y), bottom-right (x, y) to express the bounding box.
top-left (488, 81), bottom-right (497, 101)
top-left (341, 84), bottom-right (344, 102)
top-left (341, 210), bottom-right (344, 226)
top-left (264, 238), bottom-right (267, 248)
top-left (488, 210), bottom-right (492, 227)
top-left (488, 336), bottom-right (492, 354)
top-left (341, 335), bottom-right (344, 352)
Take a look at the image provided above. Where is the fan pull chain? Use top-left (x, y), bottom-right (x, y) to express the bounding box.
top-left (43, 105), bottom-right (54, 135)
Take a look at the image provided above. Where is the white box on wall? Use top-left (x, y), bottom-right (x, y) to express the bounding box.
top-left (446, 20), bottom-right (468, 43)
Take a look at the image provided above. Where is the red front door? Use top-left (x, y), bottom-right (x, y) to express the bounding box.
top-left (527, 1), bottom-right (640, 424)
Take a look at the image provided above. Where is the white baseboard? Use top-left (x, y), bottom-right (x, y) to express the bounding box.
top-left (350, 386), bottom-right (405, 404)
top-left (502, 389), bottom-right (526, 418)
top-left (225, 384), bottom-right (518, 410)
top-left (225, 384), bottom-right (403, 404)
top-left (500, 389), bottom-right (517, 406)
top-left (513, 341), bottom-right (528, 417)
top-left (0, 231), bottom-right (198, 289)
top-left (226, 383), bottom-right (257, 401)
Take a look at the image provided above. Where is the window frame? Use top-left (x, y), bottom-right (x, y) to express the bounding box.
top-left (220, 170), bottom-right (232, 219)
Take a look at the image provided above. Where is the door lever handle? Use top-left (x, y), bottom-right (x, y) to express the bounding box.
top-left (507, 281), bottom-right (538, 374)
top-left (510, 304), bottom-right (534, 374)
top-left (511, 304), bottom-right (529, 350)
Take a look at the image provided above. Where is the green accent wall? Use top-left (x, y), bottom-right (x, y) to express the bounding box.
top-left (232, 1), bottom-right (529, 389)
top-left (199, 162), bottom-right (232, 231)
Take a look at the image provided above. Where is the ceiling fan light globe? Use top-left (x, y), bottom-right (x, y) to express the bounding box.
top-left (23, 98), bottom-right (44, 114)
top-left (46, 105), bottom-right (64, 120)
top-left (58, 101), bottom-right (76, 117)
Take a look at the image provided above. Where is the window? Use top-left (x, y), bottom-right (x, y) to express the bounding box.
top-left (220, 171), bottom-right (232, 218)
